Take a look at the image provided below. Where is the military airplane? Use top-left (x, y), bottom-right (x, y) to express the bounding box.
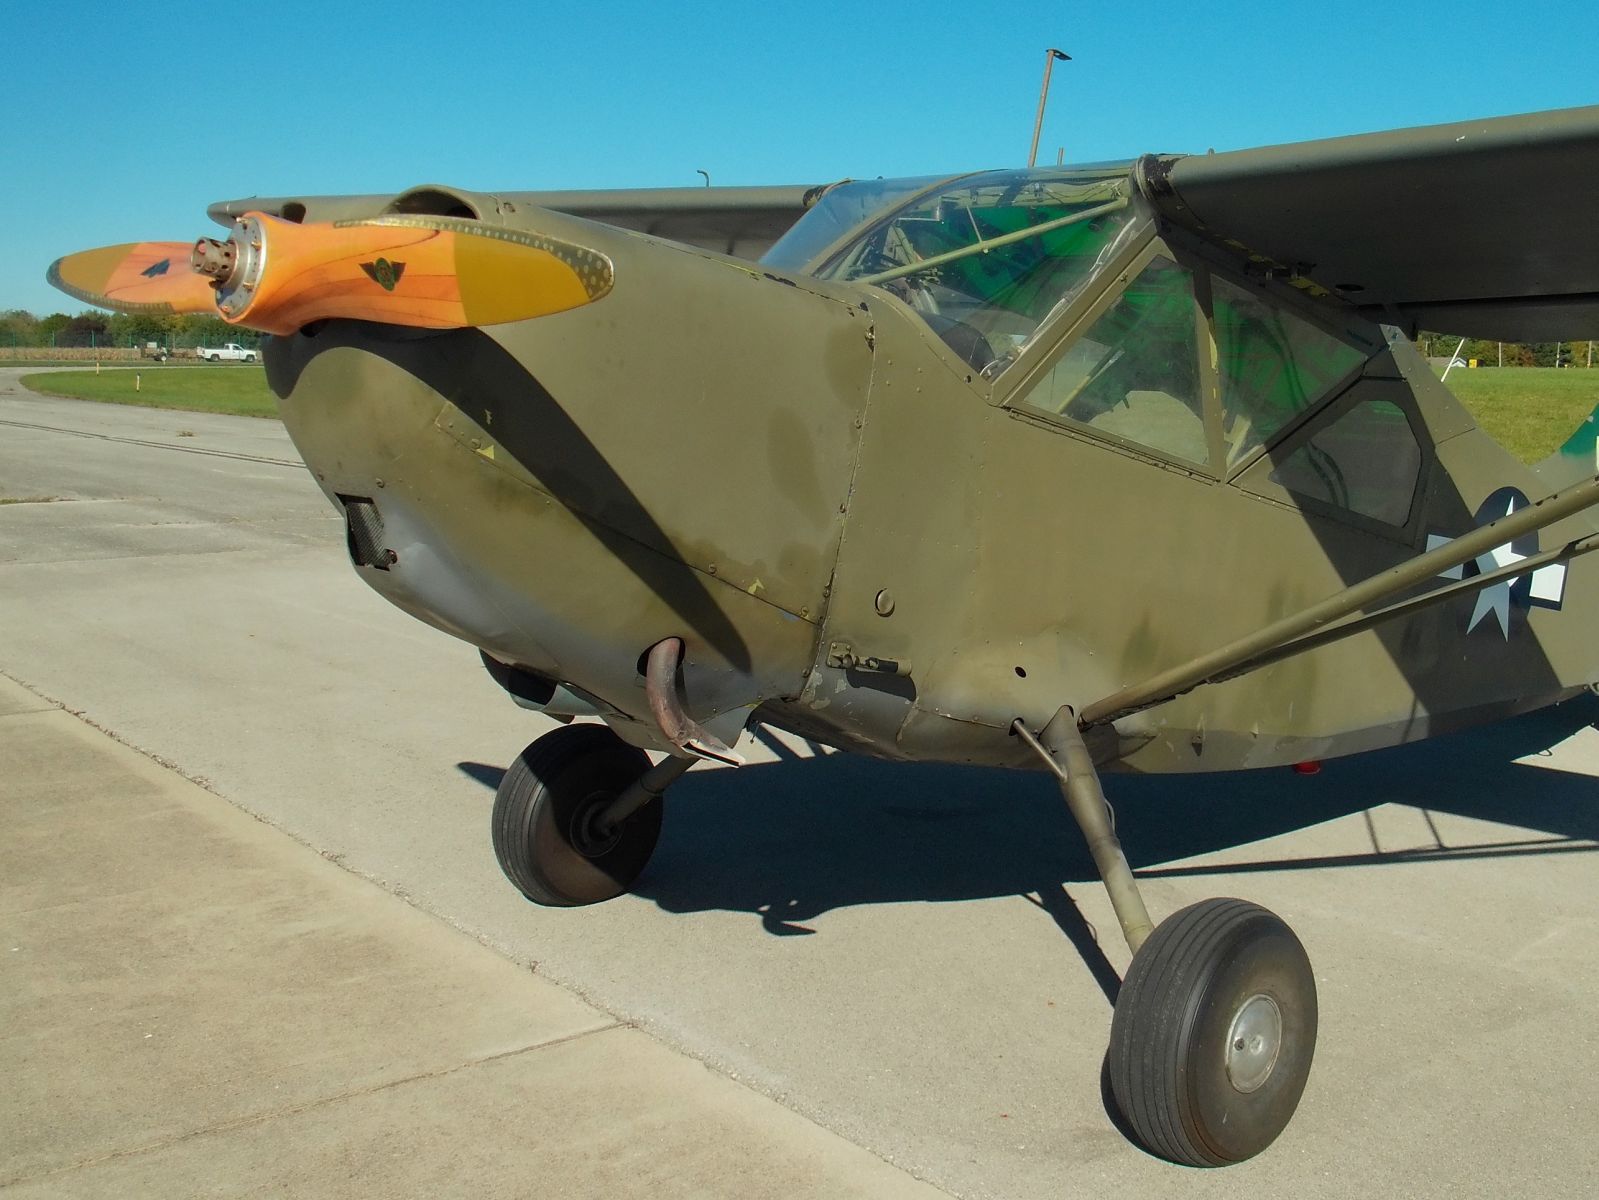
top-left (48, 102), bottom-right (1599, 1167)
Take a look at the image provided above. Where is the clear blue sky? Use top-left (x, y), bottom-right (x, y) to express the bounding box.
top-left (5, 0), bottom-right (1594, 314)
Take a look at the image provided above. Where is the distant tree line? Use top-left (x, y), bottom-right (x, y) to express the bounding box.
top-left (1415, 332), bottom-right (1596, 368)
top-left (0, 308), bottom-right (260, 350)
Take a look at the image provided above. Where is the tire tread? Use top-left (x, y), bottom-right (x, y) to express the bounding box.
top-left (1110, 898), bottom-right (1296, 1166)
top-left (491, 724), bottom-right (653, 907)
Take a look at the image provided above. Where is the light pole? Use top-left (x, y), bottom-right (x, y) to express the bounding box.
top-left (1028, 48), bottom-right (1071, 168)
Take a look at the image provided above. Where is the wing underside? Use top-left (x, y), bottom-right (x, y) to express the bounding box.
top-left (1141, 105), bottom-right (1599, 341)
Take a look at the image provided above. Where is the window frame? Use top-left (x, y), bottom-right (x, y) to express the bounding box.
top-left (1160, 226), bottom-right (1387, 483)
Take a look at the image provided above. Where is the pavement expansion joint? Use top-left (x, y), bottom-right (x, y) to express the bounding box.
top-left (32, 698), bottom-right (219, 788)
top-left (0, 1026), bottom-right (627, 1190)
top-left (0, 677), bottom-right (59, 717)
top-left (0, 415), bottom-right (306, 469)
top-left (0, 549), bottom-right (281, 571)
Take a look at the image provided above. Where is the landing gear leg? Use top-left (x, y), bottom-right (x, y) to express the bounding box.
top-left (1014, 708), bottom-right (1318, 1167)
top-left (1018, 708), bottom-right (1153, 952)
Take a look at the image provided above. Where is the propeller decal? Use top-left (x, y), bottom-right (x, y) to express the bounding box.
top-left (359, 259), bottom-right (406, 291)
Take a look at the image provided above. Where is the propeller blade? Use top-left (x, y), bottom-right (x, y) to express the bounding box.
top-left (46, 214), bottom-right (614, 336)
top-left (46, 242), bottom-right (217, 315)
top-left (195, 212), bottom-right (615, 335)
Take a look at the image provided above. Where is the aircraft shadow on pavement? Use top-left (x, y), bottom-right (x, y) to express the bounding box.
top-left (455, 695), bottom-right (1599, 991)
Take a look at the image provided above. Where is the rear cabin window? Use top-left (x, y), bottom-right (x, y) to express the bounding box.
top-left (1266, 399), bottom-right (1422, 526)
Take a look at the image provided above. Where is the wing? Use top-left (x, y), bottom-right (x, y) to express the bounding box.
top-left (207, 184), bottom-right (828, 261)
top-left (1139, 105), bottom-right (1599, 340)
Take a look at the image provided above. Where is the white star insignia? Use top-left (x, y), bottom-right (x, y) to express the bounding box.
top-left (1426, 491), bottom-right (1567, 639)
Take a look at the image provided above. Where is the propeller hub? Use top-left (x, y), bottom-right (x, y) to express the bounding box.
top-left (190, 237), bottom-right (236, 281)
top-left (196, 216), bottom-right (267, 317)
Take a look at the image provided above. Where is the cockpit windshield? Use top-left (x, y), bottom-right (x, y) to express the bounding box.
top-left (765, 167), bottom-right (1139, 377)
top-left (761, 175), bottom-right (961, 276)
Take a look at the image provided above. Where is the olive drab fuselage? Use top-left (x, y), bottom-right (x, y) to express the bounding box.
top-left (266, 176), bottom-right (1599, 775)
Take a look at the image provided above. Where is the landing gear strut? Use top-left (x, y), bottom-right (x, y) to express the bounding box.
top-left (1014, 707), bottom-right (1318, 1166)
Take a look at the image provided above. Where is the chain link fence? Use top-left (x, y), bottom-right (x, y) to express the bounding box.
top-left (0, 311), bottom-right (264, 360)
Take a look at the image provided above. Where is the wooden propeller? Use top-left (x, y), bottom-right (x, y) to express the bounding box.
top-left (47, 213), bottom-right (614, 335)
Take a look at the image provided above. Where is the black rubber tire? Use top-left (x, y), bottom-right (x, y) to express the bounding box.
top-left (491, 724), bottom-right (661, 907)
top-left (1108, 898), bottom-right (1317, 1167)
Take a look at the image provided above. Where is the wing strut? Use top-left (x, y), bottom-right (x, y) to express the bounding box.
top-left (1081, 472), bottom-right (1599, 729)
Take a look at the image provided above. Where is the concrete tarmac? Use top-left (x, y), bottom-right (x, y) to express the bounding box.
top-left (2, 375), bottom-right (1597, 1198)
top-left (0, 676), bottom-right (944, 1198)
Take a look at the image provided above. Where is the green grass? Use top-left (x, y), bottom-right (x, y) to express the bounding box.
top-left (20, 367), bottom-right (279, 419)
top-left (1437, 367), bottom-right (1599, 463)
top-left (16, 361), bottom-right (1599, 462)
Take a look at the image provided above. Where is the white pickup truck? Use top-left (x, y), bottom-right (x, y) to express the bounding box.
top-left (195, 342), bottom-right (258, 363)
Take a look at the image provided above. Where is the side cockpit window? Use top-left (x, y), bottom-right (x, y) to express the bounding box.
top-left (1021, 255), bottom-right (1206, 466)
top-left (1011, 239), bottom-right (1380, 481)
top-left (1213, 276), bottom-right (1370, 469)
top-left (808, 169), bottom-right (1140, 374)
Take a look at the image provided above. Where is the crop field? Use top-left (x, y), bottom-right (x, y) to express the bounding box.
top-left (19, 363), bottom-right (1599, 464)
top-left (19, 366), bottom-right (278, 419)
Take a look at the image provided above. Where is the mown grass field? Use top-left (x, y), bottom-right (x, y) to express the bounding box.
top-left (1430, 367), bottom-right (1599, 463)
top-left (19, 366), bottom-right (278, 419)
top-left (18, 362), bottom-right (1599, 464)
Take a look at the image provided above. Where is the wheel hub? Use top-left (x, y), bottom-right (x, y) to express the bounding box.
top-left (1224, 993), bottom-right (1282, 1094)
top-left (570, 792), bottom-right (623, 857)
